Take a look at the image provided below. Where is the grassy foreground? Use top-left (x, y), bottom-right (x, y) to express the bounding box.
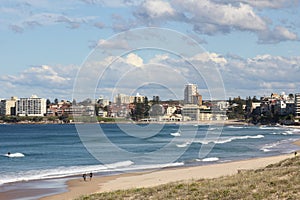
top-left (77, 156), bottom-right (300, 200)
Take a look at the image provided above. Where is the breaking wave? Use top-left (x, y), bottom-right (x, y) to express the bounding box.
top-left (195, 135), bottom-right (264, 145)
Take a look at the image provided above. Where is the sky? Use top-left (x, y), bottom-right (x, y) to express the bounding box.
top-left (1, 0), bottom-right (300, 101)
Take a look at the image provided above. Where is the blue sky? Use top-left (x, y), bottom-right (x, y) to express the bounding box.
top-left (1, 0), bottom-right (300, 101)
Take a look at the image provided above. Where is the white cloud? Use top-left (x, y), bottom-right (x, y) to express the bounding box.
top-left (259, 26), bottom-right (298, 44)
top-left (173, 0), bottom-right (267, 33)
top-left (142, 0), bottom-right (175, 18)
top-left (216, 0), bottom-right (300, 9)
top-left (125, 53), bottom-right (144, 67)
top-left (94, 21), bottom-right (105, 29)
top-left (7, 65), bottom-right (76, 86)
top-left (220, 54), bottom-right (300, 97)
top-left (0, 65), bottom-right (79, 99)
top-left (2, 0), bottom-right (298, 44)
top-left (130, 0), bottom-right (298, 43)
top-left (80, 0), bottom-right (141, 7)
top-left (133, 0), bottom-right (183, 26)
top-left (96, 39), bottom-right (130, 50)
top-left (191, 53), bottom-right (228, 65)
top-left (2, 53), bottom-right (300, 100)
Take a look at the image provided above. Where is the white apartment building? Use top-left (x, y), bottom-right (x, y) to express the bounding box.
top-left (16, 95), bottom-right (47, 117)
top-left (114, 94), bottom-right (133, 104)
top-left (182, 104), bottom-right (200, 121)
top-left (184, 84), bottom-right (197, 104)
top-left (295, 93), bottom-right (300, 120)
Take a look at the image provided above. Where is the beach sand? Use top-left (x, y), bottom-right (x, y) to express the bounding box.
top-left (40, 154), bottom-right (294, 200)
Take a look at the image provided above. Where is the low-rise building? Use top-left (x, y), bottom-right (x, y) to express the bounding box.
top-left (182, 104), bottom-right (200, 121)
top-left (0, 96), bottom-right (18, 116)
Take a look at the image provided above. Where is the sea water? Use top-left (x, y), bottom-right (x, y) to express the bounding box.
top-left (1, 123), bottom-right (300, 186)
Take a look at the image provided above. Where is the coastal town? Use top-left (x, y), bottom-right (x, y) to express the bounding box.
top-left (1, 84), bottom-right (300, 125)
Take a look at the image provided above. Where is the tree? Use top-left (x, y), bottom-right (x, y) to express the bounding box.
top-left (152, 96), bottom-right (160, 104)
top-left (252, 96), bottom-right (259, 102)
top-left (130, 96), bottom-right (150, 121)
top-left (228, 97), bottom-right (232, 105)
top-left (144, 96), bottom-right (150, 118)
top-left (46, 99), bottom-right (51, 108)
top-left (54, 98), bottom-right (59, 104)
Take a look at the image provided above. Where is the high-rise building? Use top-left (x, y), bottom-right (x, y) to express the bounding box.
top-left (184, 84), bottom-right (202, 105)
top-left (16, 95), bottom-right (47, 117)
top-left (184, 84), bottom-right (197, 104)
top-left (295, 93), bottom-right (300, 119)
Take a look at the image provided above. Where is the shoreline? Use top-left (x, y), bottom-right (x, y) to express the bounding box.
top-left (2, 119), bottom-right (300, 129)
top-left (39, 154), bottom-right (295, 200)
top-left (0, 119), bottom-right (249, 125)
top-left (1, 123), bottom-right (300, 200)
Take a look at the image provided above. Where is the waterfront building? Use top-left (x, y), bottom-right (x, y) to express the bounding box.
top-left (114, 93), bottom-right (133, 105)
top-left (295, 93), bottom-right (300, 121)
top-left (69, 105), bottom-right (95, 117)
top-left (97, 96), bottom-right (110, 107)
top-left (184, 84), bottom-right (202, 105)
top-left (184, 84), bottom-right (197, 104)
top-left (0, 96), bottom-right (18, 116)
top-left (182, 104), bottom-right (200, 121)
top-left (16, 95), bottom-right (47, 117)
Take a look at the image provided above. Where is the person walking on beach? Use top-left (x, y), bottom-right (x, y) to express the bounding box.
top-left (89, 172), bottom-right (93, 181)
top-left (82, 173), bottom-right (87, 181)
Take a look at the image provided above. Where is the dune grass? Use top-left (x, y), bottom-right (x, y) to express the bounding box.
top-left (77, 156), bottom-right (300, 200)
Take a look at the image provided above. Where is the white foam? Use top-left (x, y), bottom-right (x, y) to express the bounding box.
top-left (282, 131), bottom-right (293, 135)
top-left (260, 138), bottom-right (299, 153)
top-left (3, 152), bottom-right (25, 158)
top-left (271, 131), bottom-right (293, 136)
top-left (208, 127), bottom-right (217, 131)
top-left (262, 148), bottom-right (271, 152)
top-left (170, 132), bottom-right (181, 137)
top-left (0, 160), bottom-right (186, 185)
top-left (196, 134), bottom-right (264, 145)
top-left (105, 160), bottom-right (134, 169)
top-left (202, 157), bottom-right (219, 162)
top-left (259, 126), bottom-right (282, 130)
top-left (0, 160), bottom-right (134, 185)
top-left (227, 125), bottom-right (246, 129)
top-left (289, 129), bottom-right (300, 133)
top-left (176, 142), bottom-right (191, 148)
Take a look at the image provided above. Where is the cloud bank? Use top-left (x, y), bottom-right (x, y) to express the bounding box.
top-left (1, 0), bottom-right (299, 43)
top-left (2, 53), bottom-right (299, 100)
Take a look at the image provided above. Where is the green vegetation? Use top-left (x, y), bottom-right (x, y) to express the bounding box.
top-left (227, 96), bottom-right (246, 120)
top-left (77, 156), bottom-right (300, 200)
top-left (0, 115), bottom-right (58, 123)
top-left (130, 96), bottom-right (150, 121)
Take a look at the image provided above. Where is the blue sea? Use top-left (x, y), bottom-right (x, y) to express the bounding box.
top-left (1, 123), bottom-right (300, 198)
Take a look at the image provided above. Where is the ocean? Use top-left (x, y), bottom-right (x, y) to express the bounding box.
top-left (1, 123), bottom-right (300, 198)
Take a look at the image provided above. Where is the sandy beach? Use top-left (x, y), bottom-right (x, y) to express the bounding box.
top-left (40, 154), bottom-right (294, 200)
